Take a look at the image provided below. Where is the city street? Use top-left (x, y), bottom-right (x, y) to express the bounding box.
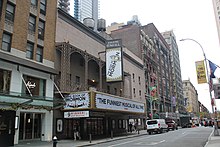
top-left (90, 127), bottom-right (213, 147)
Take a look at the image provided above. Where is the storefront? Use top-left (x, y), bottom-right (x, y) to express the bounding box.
top-left (55, 91), bottom-right (146, 140)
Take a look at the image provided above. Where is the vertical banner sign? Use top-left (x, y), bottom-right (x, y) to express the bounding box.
top-left (195, 60), bottom-right (207, 84)
top-left (106, 39), bottom-right (123, 82)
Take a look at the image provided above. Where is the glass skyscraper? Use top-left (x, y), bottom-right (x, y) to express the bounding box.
top-left (73, 0), bottom-right (99, 30)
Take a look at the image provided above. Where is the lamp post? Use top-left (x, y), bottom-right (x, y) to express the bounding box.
top-left (180, 38), bottom-right (219, 136)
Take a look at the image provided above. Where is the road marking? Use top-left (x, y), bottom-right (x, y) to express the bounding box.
top-left (133, 140), bottom-right (166, 146)
top-left (182, 132), bottom-right (186, 134)
top-left (107, 136), bottom-right (155, 147)
top-left (149, 140), bottom-right (165, 145)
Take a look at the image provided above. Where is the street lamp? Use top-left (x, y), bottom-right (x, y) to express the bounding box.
top-left (180, 38), bottom-right (219, 136)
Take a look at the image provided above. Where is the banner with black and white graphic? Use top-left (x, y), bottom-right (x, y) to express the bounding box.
top-left (64, 92), bottom-right (90, 110)
top-left (106, 39), bottom-right (123, 82)
top-left (95, 93), bottom-right (145, 113)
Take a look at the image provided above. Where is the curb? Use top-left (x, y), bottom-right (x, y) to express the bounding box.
top-left (204, 129), bottom-right (214, 147)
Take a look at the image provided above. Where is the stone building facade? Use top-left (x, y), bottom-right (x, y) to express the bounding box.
top-left (53, 9), bottom-right (146, 140)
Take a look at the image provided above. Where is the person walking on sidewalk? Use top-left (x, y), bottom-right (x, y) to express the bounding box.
top-left (134, 122), bottom-right (138, 132)
top-left (73, 123), bottom-right (81, 140)
top-left (129, 122), bottom-right (133, 132)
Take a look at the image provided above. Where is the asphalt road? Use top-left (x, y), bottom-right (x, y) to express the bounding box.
top-left (90, 127), bottom-right (213, 147)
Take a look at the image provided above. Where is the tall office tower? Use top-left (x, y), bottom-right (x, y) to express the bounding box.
top-left (58, 0), bottom-right (70, 13)
top-left (161, 30), bottom-right (186, 114)
top-left (212, 0), bottom-right (220, 45)
top-left (73, 0), bottom-right (99, 30)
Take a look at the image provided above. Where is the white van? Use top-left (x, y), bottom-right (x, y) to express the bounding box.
top-left (146, 119), bottom-right (169, 134)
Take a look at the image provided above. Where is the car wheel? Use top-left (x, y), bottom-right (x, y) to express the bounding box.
top-left (149, 132), bottom-right (152, 135)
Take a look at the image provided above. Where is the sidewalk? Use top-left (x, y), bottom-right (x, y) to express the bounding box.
top-left (14, 130), bottom-right (148, 147)
top-left (205, 129), bottom-right (220, 147)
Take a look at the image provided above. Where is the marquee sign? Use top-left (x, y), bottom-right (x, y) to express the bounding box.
top-left (64, 92), bottom-right (90, 110)
top-left (95, 93), bottom-right (145, 113)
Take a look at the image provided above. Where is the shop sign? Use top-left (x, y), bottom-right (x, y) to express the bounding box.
top-left (95, 93), bottom-right (145, 113)
top-left (64, 111), bottom-right (89, 118)
top-left (64, 92), bottom-right (90, 110)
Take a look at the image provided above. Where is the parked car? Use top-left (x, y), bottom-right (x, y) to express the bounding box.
top-left (166, 120), bottom-right (178, 130)
top-left (146, 119), bottom-right (169, 134)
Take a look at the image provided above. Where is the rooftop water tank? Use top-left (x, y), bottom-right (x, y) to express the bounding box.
top-left (83, 18), bottom-right (95, 30)
top-left (97, 19), bottom-right (106, 32)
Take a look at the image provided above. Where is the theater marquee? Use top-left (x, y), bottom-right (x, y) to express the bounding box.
top-left (95, 93), bottom-right (145, 113)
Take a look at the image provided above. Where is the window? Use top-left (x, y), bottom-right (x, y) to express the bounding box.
top-left (75, 76), bottom-right (80, 85)
top-left (86, 118), bottom-right (104, 135)
top-left (132, 73), bottom-right (135, 82)
top-left (38, 20), bottom-right (45, 39)
top-left (26, 42), bottom-right (34, 59)
top-left (40, 0), bottom-right (46, 14)
top-left (107, 85), bottom-right (110, 93)
top-left (31, 0), bottom-right (38, 7)
top-left (133, 88), bottom-right (136, 96)
top-left (28, 15), bottom-right (36, 32)
top-left (79, 58), bottom-right (84, 66)
top-left (5, 3), bottom-right (15, 22)
top-left (138, 76), bottom-right (141, 85)
top-left (0, 0), bottom-right (2, 19)
top-left (118, 120), bottom-right (122, 129)
top-left (139, 90), bottom-right (141, 96)
top-left (0, 68), bottom-right (11, 93)
top-left (36, 46), bottom-right (43, 62)
top-left (114, 88), bottom-right (117, 95)
top-left (22, 75), bottom-right (46, 97)
top-left (2, 32), bottom-right (12, 52)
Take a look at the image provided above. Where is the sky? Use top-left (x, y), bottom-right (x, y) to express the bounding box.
top-left (70, 0), bottom-right (220, 112)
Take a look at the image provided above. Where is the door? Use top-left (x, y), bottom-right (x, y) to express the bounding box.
top-left (19, 113), bottom-right (42, 140)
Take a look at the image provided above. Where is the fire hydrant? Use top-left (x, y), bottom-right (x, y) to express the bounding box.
top-left (53, 136), bottom-right (58, 147)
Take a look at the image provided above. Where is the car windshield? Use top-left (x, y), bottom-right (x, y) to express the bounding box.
top-left (166, 121), bottom-right (173, 123)
top-left (147, 120), bottom-right (157, 125)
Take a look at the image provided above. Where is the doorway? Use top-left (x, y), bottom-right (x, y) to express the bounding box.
top-left (19, 113), bottom-right (42, 140)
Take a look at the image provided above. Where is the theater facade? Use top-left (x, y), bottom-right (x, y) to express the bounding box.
top-left (55, 91), bottom-right (146, 139)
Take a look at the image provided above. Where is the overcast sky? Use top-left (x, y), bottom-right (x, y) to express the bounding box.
top-left (71, 0), bottom-right (220, 112)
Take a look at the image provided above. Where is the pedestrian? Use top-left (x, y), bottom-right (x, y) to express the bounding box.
top-left (134, 122), bottom-right (138, 132)
top-left (73, 123), bottom-right (81, 140)
top-left (129, 122), bottom-right (132, 132)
